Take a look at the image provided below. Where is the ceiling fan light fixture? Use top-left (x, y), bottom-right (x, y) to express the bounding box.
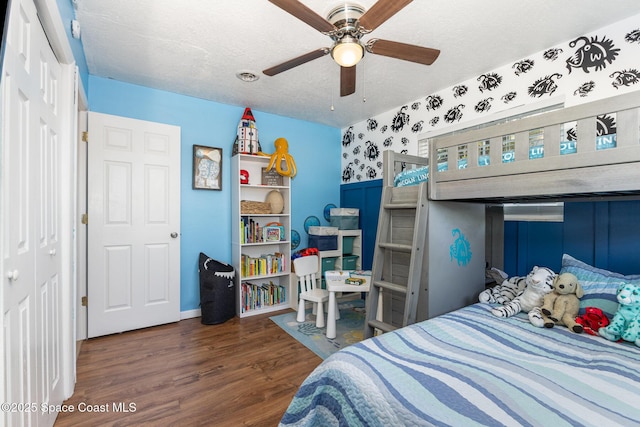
top-left (264, 0), bottom-right (438, 97)
top-left (331, 37), bottom-right (364, 67)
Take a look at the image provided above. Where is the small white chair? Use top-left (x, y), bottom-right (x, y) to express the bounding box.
top-left (294, 255), bottom-right (337, 328)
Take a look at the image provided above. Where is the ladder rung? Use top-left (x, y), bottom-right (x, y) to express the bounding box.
top-left (383, 203), bottom-right (417, 209)
top-left (378, 242), bottom-right (412, 252)
top-left (373, 280), bottom-right (408, 294)
top-left (367, 319), bottom-right (398, 334)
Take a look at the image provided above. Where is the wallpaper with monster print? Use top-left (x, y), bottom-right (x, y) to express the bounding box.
top-left (341, 14), bottom-right (640, 183)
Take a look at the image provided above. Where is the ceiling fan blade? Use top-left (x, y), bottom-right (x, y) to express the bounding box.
top-left (263, 48), bottom-right (329, 76)
top-left (340, 66), bottom-right (356, 97)
top-left (268, 0), bottom-right (336, 33)
top-left (367, 39), bottom-right (440, 65)
top-left (358, 0), bottom-right (413, 32)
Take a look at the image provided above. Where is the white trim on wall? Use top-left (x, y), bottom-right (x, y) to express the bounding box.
top-left (181, 309), bottom-right (202, 320)
top-left (34, 0), bottom-right (74, 63)
top-left (34, 0), bottom-right (80, 399)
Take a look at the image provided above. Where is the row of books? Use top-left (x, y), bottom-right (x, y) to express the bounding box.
top-left (240, 281), bottom-right (286, 312)
top-left (241, 218), bottom-right (285, 244)
top-left (240, 252), bottom-right (286, 277)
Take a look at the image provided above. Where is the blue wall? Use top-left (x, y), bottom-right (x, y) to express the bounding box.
top-left (504, 200), bottom-right (640, 276)
top-left (88, 76), bottom-right (341, 312)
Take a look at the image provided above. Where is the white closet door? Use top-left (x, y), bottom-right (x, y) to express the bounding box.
top-left (2, 0), bottom-right (66, 425)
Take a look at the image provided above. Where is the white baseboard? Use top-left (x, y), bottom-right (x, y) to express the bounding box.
top-left (180, 308), bottom-right (201, 320)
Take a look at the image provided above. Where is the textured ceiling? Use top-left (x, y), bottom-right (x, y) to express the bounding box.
top-left (75, 0), bottom-right (640, 128)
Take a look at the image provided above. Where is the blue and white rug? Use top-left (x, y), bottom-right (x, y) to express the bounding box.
top-left (270, 299), bottom-right (366, 359)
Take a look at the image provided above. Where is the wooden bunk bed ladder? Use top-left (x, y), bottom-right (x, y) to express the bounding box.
top-left (364, 182), bottom-right (429, 338)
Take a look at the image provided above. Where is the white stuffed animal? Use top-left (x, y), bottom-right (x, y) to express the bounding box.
top-left (480, 269), bottom-right (530, 305)
top-left (491, 266), bottom-right (557, 327)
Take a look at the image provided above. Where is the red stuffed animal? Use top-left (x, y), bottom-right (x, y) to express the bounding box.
top-left (575, 307), bottom-right (610, 335)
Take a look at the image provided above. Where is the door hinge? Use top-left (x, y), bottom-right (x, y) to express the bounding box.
top-left (81, 296), bottom-right (88, 306)
top-left (82, 131), bottom-right (88, 142)
top-left (81, 213), bottom-right (88, 224)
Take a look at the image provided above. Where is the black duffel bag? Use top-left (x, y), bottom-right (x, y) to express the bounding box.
top-left (198, 253), bottom-right (236, 325)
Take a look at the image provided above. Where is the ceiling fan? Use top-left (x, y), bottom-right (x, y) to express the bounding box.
top-left (263, 0), bottom-right (440, 97)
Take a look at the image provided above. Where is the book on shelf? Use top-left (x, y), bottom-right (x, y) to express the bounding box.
top-left (241, 217), bottom-right (263, 244)
top-left (240, 218), bottom-right (285, 244)
top-left (240, 281), bottom-right (287, 312)
top-left (240, 252), bottom-right (287, 277)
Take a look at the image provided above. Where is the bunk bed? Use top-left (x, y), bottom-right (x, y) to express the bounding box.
top-left (279, 91), bottom-right (640, 427)
top-left (428, 90), bottom-right (640, 203)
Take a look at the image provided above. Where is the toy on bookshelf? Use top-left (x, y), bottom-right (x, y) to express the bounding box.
top-left (265, 222), bottom-right (285, 240)
top-left (264, 226), bottom-right (281, 242)
top-left (232, 107), bottom-right (261, 155)
top-left (240, 169), bottom-right (249, 184)
top-left (258, 137), bottom-right (297, 178)
top-left (241, 219), bottom-right (286, 243)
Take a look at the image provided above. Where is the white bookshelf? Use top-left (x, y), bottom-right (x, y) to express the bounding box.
top-left (231, 154), bottom-right (292, 317)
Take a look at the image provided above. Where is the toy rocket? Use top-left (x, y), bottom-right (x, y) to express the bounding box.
top-left (232, 107), bottom-right (262, 155)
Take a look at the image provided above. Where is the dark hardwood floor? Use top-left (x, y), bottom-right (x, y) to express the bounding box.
top-left (54, 310), bottom-right (321, 427)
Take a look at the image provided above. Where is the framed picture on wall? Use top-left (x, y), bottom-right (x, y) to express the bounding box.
top-left (193, 145), bottom-right (222, 190)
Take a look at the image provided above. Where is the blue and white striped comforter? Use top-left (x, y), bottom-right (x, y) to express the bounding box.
top-left (280, 303), bottom-right (640, 427)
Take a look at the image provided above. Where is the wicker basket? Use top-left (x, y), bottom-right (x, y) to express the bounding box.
top-left (241, 200), bottom-right (271, 214)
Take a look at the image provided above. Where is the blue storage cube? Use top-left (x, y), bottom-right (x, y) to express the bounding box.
top-left (341, 255), bottom-right (359, 270)
top-left (342, 236), bottom-right (356, 255)
top-left (309, 235), bottom-right (337, 251)
top-left (308, 226), bottom-right (339, 251)
top-left (321, 257), bottom-right (338, 274)
top-left (330, 208), bottom-right (359, 230)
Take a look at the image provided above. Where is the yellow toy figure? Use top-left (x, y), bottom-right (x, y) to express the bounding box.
top-left (259, 137), bottom-right (297, 178)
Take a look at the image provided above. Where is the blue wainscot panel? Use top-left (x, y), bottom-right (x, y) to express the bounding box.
top-left (504, 200), bottom-right (640, 277)
top-left (340, 179), bottom-right (383, 270)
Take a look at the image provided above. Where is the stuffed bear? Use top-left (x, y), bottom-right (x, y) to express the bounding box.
top-left (599, 283), bottom-right (640, 346)
top-left (491, 266), bottom-right (556, 327)
top-left (540, 272), bottom-right (584, 333)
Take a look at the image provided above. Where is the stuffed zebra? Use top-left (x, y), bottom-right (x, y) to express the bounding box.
top-left (491, 266), bottom-right (556, 327)
top-left (479, 274), bottom-right (529, 305)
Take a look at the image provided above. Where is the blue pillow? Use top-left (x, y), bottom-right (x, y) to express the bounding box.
top-left (559, 254), bottom-right (640, 318)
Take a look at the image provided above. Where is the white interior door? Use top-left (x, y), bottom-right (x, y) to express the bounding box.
top-left (87, 112), bottom-right (181, 338)
top-left (2, 0), bottom-right (66, 424)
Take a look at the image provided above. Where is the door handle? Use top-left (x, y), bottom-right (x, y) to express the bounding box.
top-left (49, 249), bottom-right (57, 256)
top-left (170, 232), bottom-right (179, 238)
top-left (7, 270), bottom-right (19, 281)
